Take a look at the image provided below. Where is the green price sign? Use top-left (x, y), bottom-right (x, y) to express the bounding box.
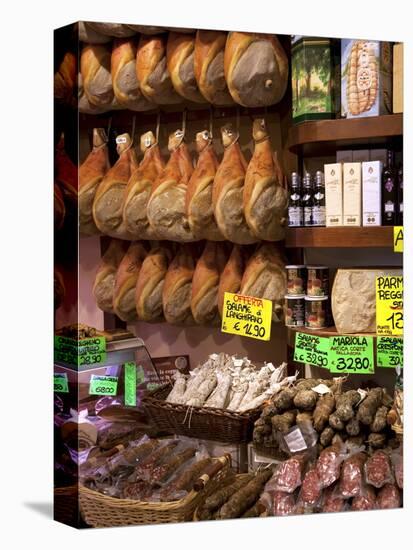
top-left (293, 332), bottom-right (330, 369)
top-left (376, 337), bottom-right (403, 368)
top-left (329, 335), bottom-right (374, 374)
top-left (54, 336), bottom-right (106, 367)
top-left (54, 373), bottom-right (69, 393)
top-left (124, 362), bottom-right (137, 407)
top-left (89, 375), bottom-right (118, 396)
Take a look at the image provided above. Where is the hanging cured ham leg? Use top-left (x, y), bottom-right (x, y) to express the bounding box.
top-left (93, 239), bottom-right (128, 314)
top-left (79, 128), bottom-right (110, 236)
top-left (186, 130), bottom-right (223, 241)
top-left (213, 124), bottom-right (257, 245)
top-left (244, 118), bottom-right (288, 241)
top-left (93, 133), bottom-right (138, 239)
top-left (113, 241), bottom-right (147, 322)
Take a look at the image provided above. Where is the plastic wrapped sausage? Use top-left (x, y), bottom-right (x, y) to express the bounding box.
top-left (300, 466), bottom-right (322, 505)
top-left (272, 491), bottom-right (296, 516)
top-left (351, 486), bottom-right (377, 511)
top-left (322, 486), bottom-right (347, 513)
top-left (377, 483), bottom-right (401, 509)
top-left (364, 450), bottom-right (393, 489)
top-left (269, 453), bottom-right (307, 493)
top-left (339, 452), bottom-right (367, 498)
top-left (316, 443), bottom-right (345, 488)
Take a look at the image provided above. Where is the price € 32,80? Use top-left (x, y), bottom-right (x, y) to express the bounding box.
top-left (334, 356), bottom-right (372, 372)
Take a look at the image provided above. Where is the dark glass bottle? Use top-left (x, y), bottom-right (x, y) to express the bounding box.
top-left (302, 172), bottom-right (314, 226)
top-left (381, 151), bottom-right (396, 226)
top-left (397, 165), bottom-right (403, 225)
top-left (312, 170), bottom-right (326, 227)
top-left (288, 172), bottom-right (303, 227)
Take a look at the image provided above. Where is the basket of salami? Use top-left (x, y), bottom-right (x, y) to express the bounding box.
top-left (142, 354), bottom-right (292, 444)
top-left (79, 436), bottom-right (232, 527)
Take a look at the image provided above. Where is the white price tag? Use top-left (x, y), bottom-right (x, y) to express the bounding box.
top-left (284, 427), bottom-right (307, 453)
top-left (116, 136), bottom-right (127, 144)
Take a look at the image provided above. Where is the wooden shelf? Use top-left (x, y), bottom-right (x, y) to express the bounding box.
top-left (287, 114), bottom-right (403, 155)
top-left (287, 325), bottom-right (377, 342)
top-left (285, 226), bottom-right (394, 248)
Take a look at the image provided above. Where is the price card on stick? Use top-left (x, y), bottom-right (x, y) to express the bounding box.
top-left (376, 337), bottom-right (403, 368)
top-left (376, 276), bottom-right (403, 336)
top-left (54, 372), bottom-right (69, 393)
top-left (293, 332), bottom-right (330, 369)
top-left (221, 292), bottom-right (272, 341)
top-left (329, 335), bottom-right (374, 374)
top-left (89, 375), bottom-right (118, 396)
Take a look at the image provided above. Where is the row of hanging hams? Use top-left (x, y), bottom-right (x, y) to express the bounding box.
top-left (79, 118), bottom-right (288, 244)
top-left (55, 28), bottom-right (288, 109)
top-left (93, 239), bottom-right (287, 326)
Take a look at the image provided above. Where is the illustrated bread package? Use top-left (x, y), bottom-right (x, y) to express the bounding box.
top-left (166, 32), bottom-right (205, 103)
top-left (224, 32), bottom-right (288, 107)
top-left (191, 241), bottom-right (229, 325)
top-left (54, 51), bottom-right (76, 105)
top-left (135, 242), bottom-right (173, 322)
top-left (240, 242), bottom-right (287, 321)
top-left (79, 128), bottom-right (110, 236)
top-left (122, 131), bottom-right (165, 240)
top-left (113, 241), bottom-right (147, 322)
top-left (55, 134), bottom-right (78, 205)
top-left (244, 118), bottom-right (288, 241)
top-left (80, 44), bottom-right (120, 111)
top-left (213, 124), bottom-right (257, 244)
top-left (186, 130), bottom-right (223, 241)
top-left (217, 244), bottom-right (251, 316)
top-left (93, 133), bottom-right (139, 239)
top-left (194, 30), bottom-right (233, 105)
top-left (136, 34), bottom-right (182, 104)
top-left (162, 244), bottom-right (198, 325)
top-left (93, 239), bottom-right (128, 314)
top-left (147, 129), bottom-right (195, 242)
top-left (86, 22), bottom-right (136, 38)
top-left (111, 38), bottom-right (154, 111)
top-left (78, 21), bottom-right (111, 44)
top-left (332, 268), bottom-right (403, 333)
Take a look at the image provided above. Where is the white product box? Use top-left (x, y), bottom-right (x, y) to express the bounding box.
top-left (343, 162), bottom-right (362, 226)
top-left (324, 163), bottom-right (343, 226)
top-left (362, 161), bottom-right (382, 226)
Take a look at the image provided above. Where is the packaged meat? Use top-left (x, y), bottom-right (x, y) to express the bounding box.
top-left (365, 450), bottom-right (393, 489)
top-left (377, 483), bottom-right (401, 509)
top-left (351, 486), bottom-right (377, 511)
top-left (391, 448), bottom-right (403, 489)
top-left (267, 454), bottom-right (307, 494)
top-left (272, 491), bottom-right (296, 516)
top-left (160, 458), bottom-right (213, 501)
top-left (151, 447), bottom-right (196, 483)
top-left (300, 466), bottom-right (322, 505)
top-left (322, 486), bottom-right (347, 513)
top-left (316, 443), bottom-right (345, 488)
top-left (339, 451), bottom-right (367, 498)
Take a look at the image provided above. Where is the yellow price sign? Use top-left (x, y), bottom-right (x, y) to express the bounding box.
top-left (376, 276), bottom-right (403, 335)
top-left (393, 226), bottom-right (403, 252)
top-left (221, 292), bottom-right (272, 341)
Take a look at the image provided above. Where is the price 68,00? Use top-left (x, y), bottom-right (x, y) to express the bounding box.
top-left (234, 321), bottom-right (266, 339)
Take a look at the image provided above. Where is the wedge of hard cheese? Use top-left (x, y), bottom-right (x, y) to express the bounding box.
top-left (332, 268), bottom-right (402, 334)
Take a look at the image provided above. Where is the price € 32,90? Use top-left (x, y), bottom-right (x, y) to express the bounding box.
top-left (295, 350), bottom-right (328, 369)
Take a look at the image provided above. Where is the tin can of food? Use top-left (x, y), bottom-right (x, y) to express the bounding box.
top-left (286, 265), bottom-right (307, 295)
top-left (307, 266), bottom-right (329, 297)
top-left (285, 295), bottom-right (305, 327)
top-left (305, 296), bottom-right (329, 329)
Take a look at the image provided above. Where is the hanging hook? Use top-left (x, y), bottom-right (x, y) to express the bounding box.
top-left (131, 115), bottom-right (136, 143)
top-left (156, 110), bottom-right (161, 143)
top-left (182, 107), bottom-right (187, 136)
top-left (236, 106), bottom-right (240, 132)
top-left (209, 106), bottom-right (214, 137)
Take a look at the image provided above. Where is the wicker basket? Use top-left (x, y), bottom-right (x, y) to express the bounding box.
top-left (142, 385), bottom-right (261, 444)
top-left (79, 455), bottom-right (231, 527)
top-left (54, 485), bottom-right (80, 527)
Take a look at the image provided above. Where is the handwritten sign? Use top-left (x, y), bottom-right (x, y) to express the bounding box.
top-left (124, 362), bottom-right (137, 406)
top-left (329, 335), bottom-right (374, 374)
top-left (54, 336), bottom-right (107, 367)
top-left (376, 276), bottom-right (403, 336)
top-left (293, 332), bottom-right (330, 368)
top-left (89, 375), bottom-right (118, 396)
top-left (393, 226), bottom-right (403, 253)
top-left (376, 337), bottom-right (403, 368)
top-left (54, 372), bottom-right (69, 393)
top-left (221, 292), bottom-right (272, 341)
